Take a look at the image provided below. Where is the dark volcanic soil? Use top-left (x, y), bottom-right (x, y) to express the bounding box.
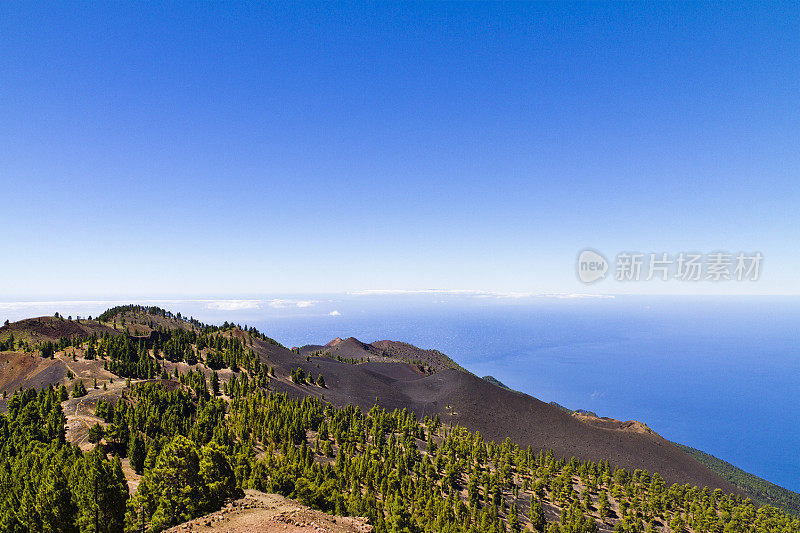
top-left (259, 338), bottom-right (739, 494)
top-left (0, 316), bottom-right (119, 343)
top-left (0, 351), bottom-right (68, 410)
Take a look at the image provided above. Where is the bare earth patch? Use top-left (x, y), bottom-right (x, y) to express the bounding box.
top-left (165, 490), bottom-right (372, 533)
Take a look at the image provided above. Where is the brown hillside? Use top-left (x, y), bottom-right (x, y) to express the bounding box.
top-left (0, 351), bottom-right (68, 404)
top-left (299, 337), bottom-right (383, 360)
top-left (256, 339), bottom-right (739, 494)
top-left (574, 412), bottom-right (657, 435)
top-left (0, 316), bottom-right (119, 343)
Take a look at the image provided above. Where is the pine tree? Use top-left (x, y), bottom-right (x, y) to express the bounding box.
top-left (386, 493), bottom-right (415, 533)
top-left (132, 435), bottom-right (202, 531)
top-left (530, 497), bottom-right (546, 532)
top-left (509, 503), bottom-right (521, 532)
top-left (128, 432), bottom-right (146, 475)
top-left (71, 449), bottom-right (129, 533)
top-left (36, 466), bottom-right (77, 533)
top-left (88, 423), bottom-right (105, 444)
top-left (73, 380), bottom-right (88, 398)
top-left (199, 441), bottom-right (239, 511)
top-left (598, 490), bottom-right (610, 519)
top-left (211, 371), bottom-right (220, 396)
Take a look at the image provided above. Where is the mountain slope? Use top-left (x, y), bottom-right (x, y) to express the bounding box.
top-left (0, 315), bottom-right (119, 344)
top-left (275, 342), bottom-right (738, 493)
top-left (0, 308), bottom-right (751, 498)
top-left (675, 443), bottom-right (800, 515)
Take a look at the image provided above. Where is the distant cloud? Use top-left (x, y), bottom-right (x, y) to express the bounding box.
top-left (545, 293), bottom-right (615, 299)
top-left (268, 299), bottom-right (318, 309)
top-left (350, 289), bottom-right (485, 295)
top-left (349, 289), bottom-right (613, 299)
top-left (0, 298), bottom-right (320, 314)
top-left (205, 300), bottom-right (261, 311)
top-left (329, 310), bottom-right (341, 316)
top-left (0, 300), bottom-right (122, 309)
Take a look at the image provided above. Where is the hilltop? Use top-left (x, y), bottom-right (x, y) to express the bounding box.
top-left (482, 375), bottom-right (512, 390)
top-left (0, 314), bottom-right (119, 345)
top-left (297, 337), bottom-right (464, 373)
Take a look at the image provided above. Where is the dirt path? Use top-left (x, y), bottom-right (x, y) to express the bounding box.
top-left (60, 355), bottom-right (132, 450)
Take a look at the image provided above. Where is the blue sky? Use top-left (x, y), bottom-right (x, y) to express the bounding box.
top-left (2, 2), bottom-right (798, 298)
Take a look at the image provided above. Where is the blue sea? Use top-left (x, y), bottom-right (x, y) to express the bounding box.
top-left (3, 295), bottom-right (798, 492)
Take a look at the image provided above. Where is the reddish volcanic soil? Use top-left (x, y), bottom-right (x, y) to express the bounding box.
top-left (164, 490), bottom-right (371, 533)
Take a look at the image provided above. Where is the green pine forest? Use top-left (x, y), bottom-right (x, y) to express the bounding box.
top-left (0, 306), bottom-right (798, 533)
top-left (674, 445), bottom-right (800, 516)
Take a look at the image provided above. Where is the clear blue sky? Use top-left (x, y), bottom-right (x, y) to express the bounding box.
top-left (2, 2), bottom-right (798, 298)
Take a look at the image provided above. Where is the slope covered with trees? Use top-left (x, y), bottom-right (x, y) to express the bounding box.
top-left (0, 387), bottom-right (129, 532)
top-left (1, 382), bottom-right (798, 533)
top-left (675, 444), bottom-right (800, 516)
top-left (0, 305), bottom-right (797, 532)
